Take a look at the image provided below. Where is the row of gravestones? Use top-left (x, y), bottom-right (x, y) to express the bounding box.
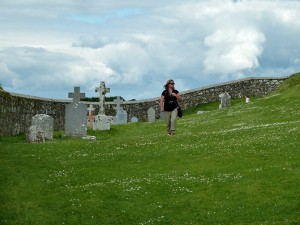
top-left (26, 109), bottom-right (161, 143)
top-left (26, 84), bottom-right (234, 143)
top-left (26, 85), bottom-right (162, 143)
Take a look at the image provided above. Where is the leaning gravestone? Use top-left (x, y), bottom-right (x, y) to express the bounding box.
top-left (65, 87), bottom-right (87, 137)
top-left (31, 114), bottom-right (54, 140)
top-left (147, 107), bottom-right (156, 122)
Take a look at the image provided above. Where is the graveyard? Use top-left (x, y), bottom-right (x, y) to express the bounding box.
top-left (0, 73), bottom-right (300, 224)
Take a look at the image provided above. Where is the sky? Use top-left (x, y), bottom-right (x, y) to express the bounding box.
top-left (0, 0), bottom-right (300, 101)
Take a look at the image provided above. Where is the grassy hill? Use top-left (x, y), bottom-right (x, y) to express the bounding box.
top-left (1, 73), bottom-right (299, 225)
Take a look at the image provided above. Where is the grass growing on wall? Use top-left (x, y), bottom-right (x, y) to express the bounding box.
top-left (0, 74), bottom-right (299, 225)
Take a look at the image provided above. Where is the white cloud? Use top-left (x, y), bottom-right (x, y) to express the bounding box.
top-left (203, 28), bottom-right (265, 77)
top-left (0, 0), bottom-right (300, 100)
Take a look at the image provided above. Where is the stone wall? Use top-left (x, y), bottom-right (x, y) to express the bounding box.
top-left (0, 92), bottom-right (68, 135)
top-left (107, 77), bottom-right (287, 121)
top-left (0, 77), bottom-right (287, 136)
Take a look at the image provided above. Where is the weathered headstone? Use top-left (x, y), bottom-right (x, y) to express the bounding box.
top-left (65, 87), bottom-right (87, 137)
top-left (93, 114), bottom-right (114, 130)
top-left (31, 114), bottom-right (54, 140)
top-left (219, 92), bottom-right (231, 109)
top-left (131, 117), bottom-right (138, 123)
top-left (147, 107), bottom-right (156, 122)
top-left (113, 96), bottom-right (128, 124)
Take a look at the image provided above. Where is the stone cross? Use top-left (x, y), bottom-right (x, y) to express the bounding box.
top-left (113, 96), bottom-right (124, 112)
top-left (87, 104), bottom-right (95, 116)
top-left (87, 104), bottom-right (95, 128)
top-left (65, 86), bottom-right (87, 137)
top-left (95, 81), bottom-right (110, 115)
top-left (68, 87), bottom-right (85, 103)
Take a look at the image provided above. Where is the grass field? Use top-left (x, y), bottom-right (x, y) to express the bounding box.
top-left (1, 73), bottom-right (299, 225)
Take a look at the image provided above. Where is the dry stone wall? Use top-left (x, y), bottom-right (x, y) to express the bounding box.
top-left (0, 92), bottom-right (68, 135)
top-left (0, 77), bottom-right (287, 136)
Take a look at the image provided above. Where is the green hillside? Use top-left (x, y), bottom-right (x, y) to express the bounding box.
top-left (1, 74), bottom-right (299, 225)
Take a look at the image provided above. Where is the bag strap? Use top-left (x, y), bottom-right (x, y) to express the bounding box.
top-left (171, 93), bottom-right (179, 107)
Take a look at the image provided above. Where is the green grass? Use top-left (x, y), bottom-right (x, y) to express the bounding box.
top-left (1, 73), bottom-right (300, 225)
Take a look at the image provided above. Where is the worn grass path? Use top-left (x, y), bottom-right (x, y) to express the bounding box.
top-left (1, 73), bottom-right (299, 225)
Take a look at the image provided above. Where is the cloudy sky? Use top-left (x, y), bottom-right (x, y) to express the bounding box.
top-left (1, 0), bottom-right (299, 101)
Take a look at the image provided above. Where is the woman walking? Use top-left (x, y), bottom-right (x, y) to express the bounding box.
top-left (160, 79), bottom-right (182, 135)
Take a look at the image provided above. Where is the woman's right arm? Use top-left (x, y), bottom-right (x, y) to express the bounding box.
top-left (160, 95), bottom-right (165, 112)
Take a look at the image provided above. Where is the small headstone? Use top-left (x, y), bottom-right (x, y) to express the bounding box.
top-left (219, 92), bottom-right (231, 109)
top-left (131, 117), bottom-right (138, 123)
top-left (245, 97), bottom-right (250, 103)
top-left (65, 87), bottom-right (87, 137)
top-left (93, 114), bottom-right (114, 130)
top-left (31, 114), bottom-right (53, 140)
top-left (147, 107), bottom-right (156, 122)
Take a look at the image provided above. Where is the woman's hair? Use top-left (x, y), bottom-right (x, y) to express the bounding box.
top-left (164, 79), bottom-right (174, 89)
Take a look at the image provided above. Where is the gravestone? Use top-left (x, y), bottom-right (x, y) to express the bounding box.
top-left (113, 96), bottom-right (128, 124)
top-left (219, 92), bottom-right (231, 109)
top-left (93, 81), bottom-right (114, 130)
top-left (93, 115), bottom-right (114, 130)
top-left (87, 104), bottom-right (95, 128)
top-left (113, 109), bottom-right (128, 124)
top-left (147, 107), bottom-right (156, 122)
top-left (245, 96), bottom-right (250, 103)
top-left (131, 117), bottom-right (138, 123)
top-left (65, 87), bottom-right (87, 137)
top-left (31, 114), bottom-right (54, 140)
